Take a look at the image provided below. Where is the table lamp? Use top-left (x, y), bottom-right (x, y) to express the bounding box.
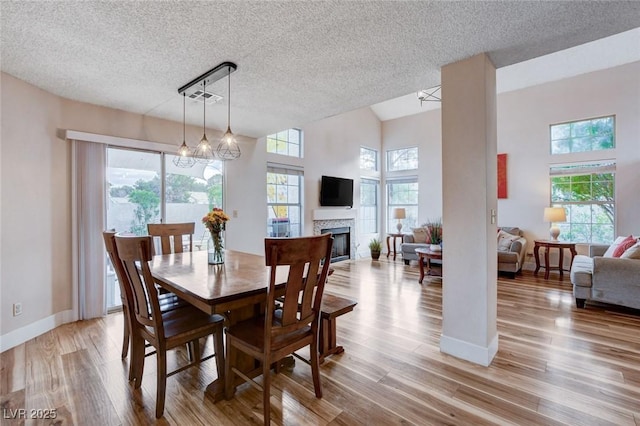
top-left (392, 208), bottom-right (406, 233)
top-left (543, 207), bottom-right (567, 240)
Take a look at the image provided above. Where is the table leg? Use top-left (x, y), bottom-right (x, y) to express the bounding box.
top-left (544, 247), bottom-right (550, 280)
top-left (534, 244), bottom-right (541, 275)
top-left (392, 236), bottom-right (397, 261)
top-left (207, 304), bottom-right (261, 402)
top-left (569, 246), bottom-right (577, 268)
top-left (418, 254), bottom-right (425, 284)
top-left (386, 236), bottom-right (391, 258)
top-left (558, 247), bottom-right (565, 277)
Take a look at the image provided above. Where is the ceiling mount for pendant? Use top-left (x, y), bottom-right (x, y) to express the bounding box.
top-left (178, 62), bottom-right (237, 96)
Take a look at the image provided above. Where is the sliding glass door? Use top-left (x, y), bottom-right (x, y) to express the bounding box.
top-left (105, 147), bottom-right (224, 310)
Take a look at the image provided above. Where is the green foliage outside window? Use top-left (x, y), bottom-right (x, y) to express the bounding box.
top-left (550, 116), bottom-right (614, 154)
top-left (551, 172), bottom-right (614, 243)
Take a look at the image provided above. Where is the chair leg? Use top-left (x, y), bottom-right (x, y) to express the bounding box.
top-left (224, 341), bottom-right (235, 399)
top-left (262, 361), bottom-right (271, 426)
top-left (213, 328), bottom-right (225, 383)
top-left (121, 308), bottom-right (130, 359)
top-left (310, 337), bottom-right (322, 398)
top-left (156, 349), bottom-right (167, 418)
top-left (130, 334), bottom-right (145, 386)
top-left (190, 339), bottom-right (201, 363)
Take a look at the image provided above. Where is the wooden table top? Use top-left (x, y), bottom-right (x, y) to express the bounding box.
top-left (151, 250), bottom-right (289, 315)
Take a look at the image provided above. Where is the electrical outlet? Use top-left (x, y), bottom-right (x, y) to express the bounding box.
top-left (13, 302), bottom-right (23, 316)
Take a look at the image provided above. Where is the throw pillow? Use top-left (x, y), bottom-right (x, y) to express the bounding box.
top-left (412, 227), bottom-right (429, 244)
top-left (621, 241), bottom-right (640, 260)
top-left (612, 235), bottom-right (636, 257)
top-left (603, 236), bottom-right (628, 258)
top-left (497, 230), bottom-right (517, 251)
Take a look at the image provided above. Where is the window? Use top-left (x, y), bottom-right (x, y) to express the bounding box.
top-left (266, 128), bottom-right (303, 158)
top-left (267, 165), bottom-right (303, 237)
top-left (386, 147), bottom-right (418, 171)
top-left (550, 162), bottom-right (615, 243)
top-left (550, 116), bottom-right (615, 155)
top-left (360, 178), bottom-right (379, 234)
top-left (360, 147), bottom-right (378, 171)
top-left (387, 178), bottom-right (418, 232)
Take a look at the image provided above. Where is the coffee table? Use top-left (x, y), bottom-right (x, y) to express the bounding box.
top-left (415, 247), bottom-right (442, 283)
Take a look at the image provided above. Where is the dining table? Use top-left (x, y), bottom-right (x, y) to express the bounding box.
top-left (151, 249), bottom-right (290, 401)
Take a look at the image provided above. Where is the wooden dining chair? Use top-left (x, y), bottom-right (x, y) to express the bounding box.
top-left (115, 233), bottom-right (225, 418)
top-left (224, 234), bottom-right (333, 425)
top-left (103, 231), bottom-right (191, 380)
top-left (147, 222), bottom-right (194, 255)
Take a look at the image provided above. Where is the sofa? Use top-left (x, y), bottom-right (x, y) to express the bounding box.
top-left (570, 240), bottom-right (640, 309)
top-left (400, 226), bottom-right (527, 277)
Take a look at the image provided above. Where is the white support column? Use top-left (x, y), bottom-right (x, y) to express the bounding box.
top-left (439, 53), bottom-right (498, 366)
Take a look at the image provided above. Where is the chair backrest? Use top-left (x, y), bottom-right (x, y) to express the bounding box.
top-left (264, 234), bottom-right (333, 343)
top-left (115, 234), bottom-right (165, 341)
top-left (102, 230), bottom-right (134, 311)
top-left (147, 222), bottom-right (195, 255)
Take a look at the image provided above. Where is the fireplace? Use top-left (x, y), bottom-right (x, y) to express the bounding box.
top-left (321, 227), bottom-right (350, 263)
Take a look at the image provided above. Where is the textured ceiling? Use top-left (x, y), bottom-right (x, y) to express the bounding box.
top-left (1, 1), bottom-right (639, 138)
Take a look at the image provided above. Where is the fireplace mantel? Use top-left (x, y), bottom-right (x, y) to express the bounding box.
top-left (312, 208), bottom-right (356, 221)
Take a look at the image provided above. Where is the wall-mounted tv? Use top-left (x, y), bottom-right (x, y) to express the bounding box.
top-left (320, 175), bottom-right (353, 208)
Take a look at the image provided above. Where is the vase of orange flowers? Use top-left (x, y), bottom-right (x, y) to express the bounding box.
top-left (202, 208), bottom-right (230, 265)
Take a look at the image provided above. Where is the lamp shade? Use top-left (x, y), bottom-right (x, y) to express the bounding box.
top-left (392, 208), bottom-right (406, 220)
top-left (543, 207), bottom-right (566, 223)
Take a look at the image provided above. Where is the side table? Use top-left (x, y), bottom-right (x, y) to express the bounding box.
top-left (533, 240), bottom-right (577, 280)
top-left (386, 233), bottom-right (404, 261)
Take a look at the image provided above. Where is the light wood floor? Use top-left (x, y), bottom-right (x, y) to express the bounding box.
top-left (2, 258), bottom-right (640, 425)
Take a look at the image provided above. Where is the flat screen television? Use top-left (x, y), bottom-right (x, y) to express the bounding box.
top-left (320, 175), bottom-right (353, 208)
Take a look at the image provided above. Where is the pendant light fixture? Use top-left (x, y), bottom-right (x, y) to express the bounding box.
top-left (178, 62), bottom-right (238, 162)
top-left (216, 64), bottom-right (241, 161)
top-left (192, 78), bottom-right (216, 163)
top-left (173, 93), bottom-right (196, 168)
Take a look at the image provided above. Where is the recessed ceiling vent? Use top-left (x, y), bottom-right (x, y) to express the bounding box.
top-left (188, 89), bottom-right (223, 105)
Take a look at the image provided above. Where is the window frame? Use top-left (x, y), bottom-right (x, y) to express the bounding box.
top-left (549, 115), bottom-right (615, 155)
top-left (386, 147), bottom-right (418, 172)
top-left (549, 161), bottom-right (616, 244)
top-left (360, 147), bottom-right (378, 171)
top-left (359, 178), bottom-right (379, 234)
top-left (386, 176), bottom-right (419, 233)
top-left (266, 128), bottom-right (303, 158)
top-left (266, 164), bottom-right (304, 237)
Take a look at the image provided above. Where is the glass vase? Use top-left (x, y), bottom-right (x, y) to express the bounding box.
top-left (207, 231), bottom-right (225, 265)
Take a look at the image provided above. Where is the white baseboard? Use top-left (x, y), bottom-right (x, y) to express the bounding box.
top-left (0, 310), bottom-right (75, 352)
top-left (440, 333), bottom-right (499, 366)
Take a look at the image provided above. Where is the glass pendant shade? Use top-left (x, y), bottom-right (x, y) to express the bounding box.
top-left (193, 133), bottom-right (215, 163)
top-left (216, 66), bottom-right (241, 161)
top-left (173, 93), bottom-right (196, 168)
top-left (193, 81), bottom-right (215, 164)
top-left (216, 127), bottom-right (241, 160)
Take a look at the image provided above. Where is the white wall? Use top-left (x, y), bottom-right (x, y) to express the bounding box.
top-left (382, 108), bottom-right (443, 225)
top-left (302, 107), bottom-right (382, 255)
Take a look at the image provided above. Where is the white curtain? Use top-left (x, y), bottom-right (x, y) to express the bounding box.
top-left (73, 140), bottom-right (107, 319)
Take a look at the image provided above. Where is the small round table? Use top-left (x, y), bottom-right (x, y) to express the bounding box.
top-left (386, 233), bottom-right (404, 261)
top-left (533, 239), bottom-right (577, 280)
top-left (415, 247), bottom-right (442, 283)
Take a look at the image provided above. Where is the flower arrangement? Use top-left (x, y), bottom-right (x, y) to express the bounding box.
top-left (424, 218), bottom-right (443, 244)
top-left (202, 208), bottom-right (230, 264)
top-left (202, 208), bottom-right (230, 234)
